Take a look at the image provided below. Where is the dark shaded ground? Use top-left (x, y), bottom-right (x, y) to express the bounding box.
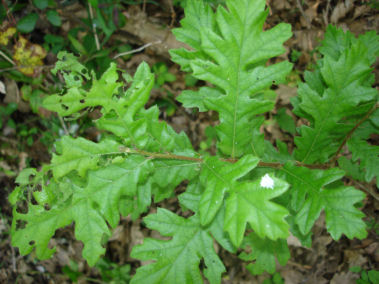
top-left (0, 0), bottom-right (378, 283)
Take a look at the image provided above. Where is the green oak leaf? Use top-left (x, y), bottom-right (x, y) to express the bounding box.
top-left (199, 155), bottom-right (259, 226)
top-left (239, 232), bottom-right (290, 275)
top-left (179, 181), bottom-right (237, 253)
top-left (293, 26), bottom-right (378, 164)
top-left (131, 208), bottom-right (225, 284)
top-left (11, 181), bottom-right (110, 266)
top-left (172, 0), bottom-right (292, 158)
top-left (322, 185), bottom-right (367, 240)
top-left (280, 163), bottom-right (367, 239)
top-left (225, 174), bottom-right (290, 247)
top-left (77, 156), bottom-right (154, 228)
top-left (51, 136), bottom-right (121, 179)
top-left (348, 137), bottom-right (379, 187)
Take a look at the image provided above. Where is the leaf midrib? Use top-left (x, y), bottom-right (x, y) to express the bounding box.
top-left (231, 2), bottom-right (248, 159)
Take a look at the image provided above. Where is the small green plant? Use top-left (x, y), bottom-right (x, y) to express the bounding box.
top-left (16, 1), bottom-right (62, 33)
top-left (152, 62), bottom-right (176, 87)
top-left (0, 102), bottom-right (17, 129)
top-left (95, 258), bottom-right (131, 284)
top-left (9, 1), bottom-right (379, 283)
top-left (350, 267), bottom-right (379, 284)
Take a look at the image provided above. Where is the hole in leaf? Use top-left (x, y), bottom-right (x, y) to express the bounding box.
top-left (58, 88), bottom-right (66, 96)
top-left (62, 56), bottom-right (66, 61)
top-left (16, 201), bottom-right (28, 214)
top-left (80, 99), bottom-right (85, 104)
top-left (199, 259), bottom-right (205, 270)
top-left (44, 204), bottom-right (51, 211)
top-left (29, 240), bottom-right (35, 246)
top-left (74, 75), bottom-right (80, 81)
top-left (62, 104), bottom-right (69, 111)
top-left (31, 195), bottom-right (38, 205)
top-left (16, 220), bottom-right (27, 230)
top-left (81, 69), bottom-right (87, 74)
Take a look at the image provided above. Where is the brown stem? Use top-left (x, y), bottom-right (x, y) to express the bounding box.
top-left (119, 147), bottom-right (329, 170)
top-left (330, 103), bottom-right (378, 165)
top-left (120, 147), bottom-right (203, 162)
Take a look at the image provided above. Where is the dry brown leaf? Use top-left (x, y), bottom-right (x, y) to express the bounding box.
top-left (344, 249), bottom-right (368, 268)
top-left (330, 271), bottom-right (358, 284)
top-left (276, 84), bottom-right (298, 105)
top-left (281, 269), bottom-right (305, 284)
top-left (331, 0), bottom-right (355, 24)
top-left (270, 0), bottom-right (291, 10)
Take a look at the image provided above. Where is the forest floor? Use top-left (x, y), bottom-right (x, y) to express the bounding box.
top-left (0, 0), bottom-right (378, 283)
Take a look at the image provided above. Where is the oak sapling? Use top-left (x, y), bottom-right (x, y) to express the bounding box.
top-left (10, 0), bottom-right (379, 283)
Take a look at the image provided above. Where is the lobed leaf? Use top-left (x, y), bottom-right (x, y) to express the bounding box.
top-left (199, 155), bottom-right (260, 226)
top-left (172, 0), bottom-right (292, 158)
top-left (51, 136), bottom-right (121, 179)
top-left (12, 56), bottom-right (199, 266)
top-left (344, 115), bottom-right (379, 187)
top-left (131, 208), bottom-right (225, 284)
top-left (293, 26), bottom-right (379, 164)
top-left (239, 232), bottom-right (290, 275)
top-left (279, 163), bottom-right (367, 239)
top-left (225, 174), bottom-right (290, 247)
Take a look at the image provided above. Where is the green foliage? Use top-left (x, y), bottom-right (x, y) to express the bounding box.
top-left (11, 50), bottom-right (199, 267)
top-left (96, 258), bottom-right (131, 284)
top-left (152, 62), bottom-right (176, 86)
top-left (279, 163), bottom-right (367, 239)
top-left (239, 233), bottom-right (290, 275)
top-left (131, 208), bottom-right (225, 284)
top-left (46, 10), bottom-right (62, 27)
top-left (17, 13), bottom-right (38, 33)
top-left (350, 267), bottom-right (379, 284)
top-left (9, 0), bottom-right (378, 283)
top-left (0, 103), bottom-right (18, 129)
top-left (33, 0), bottom-right (48, 10)
top-left (292, 26), bottom-right (379, 164)
top-left (171, 0), bottom-right (292, 158)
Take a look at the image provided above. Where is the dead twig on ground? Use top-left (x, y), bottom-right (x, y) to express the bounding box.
top-left (113, 40), bottom-right (162, 59)
top-left (296, 0), bottom-right (311, 29)
top-left (58, 115), bottom-right (69, 136)
top-left (0, 50), bottom-right (15, 66)
top-left (88, 3), bottom-right (101, 51)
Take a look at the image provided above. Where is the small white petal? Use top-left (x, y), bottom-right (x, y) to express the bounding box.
top-left (260, 174), bottom-right (274, 189)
